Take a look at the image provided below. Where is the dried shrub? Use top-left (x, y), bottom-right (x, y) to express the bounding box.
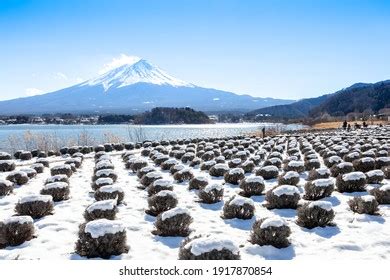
top-left (228, 159), bottom-right (241, 168)
top-left (200, 160), bottom-right (216, 171)
top-left (265, 185), bottom-right (300, 209)
top-left (331, 162), bottom-right (354, 177)
top-left (297, 202), bottom-right (335, 228)
top-left (303, 178), bottom-right (334, 200)
top-left (344, 152), bottom-right (361, 162)
top-left (189, 176), bottom-right (208, 190)
top-left (65, 158), bottom-right (82, 169)
top-left (75, 220), bottom-right (129, 259)
top-left (224, 168), bottom-right (245, 185)
top-left (241, 160), bottom-right (255, 173)
top-left (308, 168), bottom-right (330, 180)
top-left (222, 196), bottom-right (255, 219)
top-left (91, 177), bottom-right (114, 191)
top-left (161, 159), bottom-right (178, 171)
top-left (255, 165), bottom-right (279, 180)
top-left (283, 160), bottom-right (305, 173)
top-left (369, 185), bottom-right (390, 204)
top-left (0, 152), bottom-right (12, 160)
top-left (94, 185), bottom-right (125, 204)
top-left (376, 157), bottom-right (390, 169)
top-left (178, 235), bottom-right (240, 260)
top-left (137, 166), bottom-right (156, 179)
top-left (19, 151), bottom-right (32, 161)
top-left (92, 169), bottom-right (118, 182)
top-left (382, 166), bottom-right (390, 179)
top-left (365, 170), bottom-right (384, 184)
top-left (250, 217), bottom-right (291, 248)
top-left (324, 156), bottom-right (342, 168)
top-left (147, 179), bottom-right (173, 196)
top-left (304, 159), bottom-right (321, 171)
top-left (145, 190), bottom-right (178, 216)
top-left (353, 157), bottom-right (376, 173)
top-left (84, 200), bottom-right (118, 221)
top-left (173, 169), bottom-right (194, 183)
top-left (45, 175), bottom-right (69, 184)
top-left (239, 176), bottom-right (265, 197)
top-left (209, 164), bottom-right (229, 177)
top-left (0, 160), bottom-right (16, 172)
top-left (130, 159), bottom-right (148, 172)
top-left (348, 196), bottom-right (379, 215)
top-left (189, 157), bottom-right (202, 167)
top-left (0, 179), bottom-right (14, 196)
top-left (6, 171), bottom-right (29, 185)
top-left (51, 164), bottom-right (73, 177)
top-left (198, 184), bottom-right (224, 204)
top-left (15, 195), bottom-right (54, 218)
top-left (20, 168), bottom-right (37, 179)
top-left (278, 171), bottom-right (300, 186)
top-left (152, 208), bottom-right (193, 236)
top-left (0, 216), bottom-right (35, 248)
top-left (42, 179), bottom-right (69, 198)
top-left (336, 172), bottom-right (367, 193)
top-left (31, 163), bottom-right (44, 173)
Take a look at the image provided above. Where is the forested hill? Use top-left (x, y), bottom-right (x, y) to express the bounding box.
top-left (133, 107), bottom-right (213, 125)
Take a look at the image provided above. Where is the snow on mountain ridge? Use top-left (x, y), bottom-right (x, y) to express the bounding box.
top-left (84, 58), bottom-right (194, 91)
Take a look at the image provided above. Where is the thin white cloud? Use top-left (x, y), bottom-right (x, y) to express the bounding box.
top-left (55, 72), bottom-right (68, 80)
top-left (75, 77), bottom-right (84, 83)
top-left (98, 54), bottom-right (141, 74)
top-left (25, 88), bottom-right (44, 96)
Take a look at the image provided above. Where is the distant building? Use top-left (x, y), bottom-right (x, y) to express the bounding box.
top-left (378, 112), bottom-right (390, 122)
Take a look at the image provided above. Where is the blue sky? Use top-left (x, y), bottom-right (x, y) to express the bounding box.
top-left (1, 0), bottom-right (390, 101)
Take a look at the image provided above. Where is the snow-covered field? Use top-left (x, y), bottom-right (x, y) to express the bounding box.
top-left (1, 128), bottom-right (390, 260)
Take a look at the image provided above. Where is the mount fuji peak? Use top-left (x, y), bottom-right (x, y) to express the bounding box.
top-left (0, 56), bottom-right (294, 115)
top-left (84, 57), bottom-right (194, 91)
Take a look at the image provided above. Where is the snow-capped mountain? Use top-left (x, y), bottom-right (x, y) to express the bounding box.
top-left (0, 57), bottom-right (294, 115)
top-left (84, 57), bottom-right (194, 90)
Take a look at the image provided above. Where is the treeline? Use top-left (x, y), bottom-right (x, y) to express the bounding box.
top-left (133, 107), bottom-right (213, 125)
top-left (98, 115), bottom-right (134, 124)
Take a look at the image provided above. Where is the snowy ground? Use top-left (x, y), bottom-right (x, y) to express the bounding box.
top-left (1, 133), bottom-right (390, 260)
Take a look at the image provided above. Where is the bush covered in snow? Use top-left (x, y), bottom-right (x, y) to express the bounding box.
top-left (178, 235), bottom-right (240, 260)
top-left (147, 179), bottom-right (173, 196)
top-left (94, 184), bottom-right (124, 204)
top-left (31, 163), bottom-right (44, 173)
top-left (284, 160), bottom-right (305, 173)
top-left (331, 162), bottom-right (354, 177)
top-left (92, 169), bottom-right (118, 182)
top-left (198, 184), bottom-right (224, 204)
top-left (41, 182), bottom-right (70, 201)
top-left (239, 175), bottom-right (265, 197)
top-left (45, 174), bottom-right (69, 184)
top-left (200, 160), bottom-right (217, 171)
top-left (146, 190), bottom-right (178, 216)
top-left (20, 167), bottom-right (37, 179)
top-left (309, 163), bottom-right (329, 176)
top-left (303, 178), bottom-right (334, 200)
top-left (241, 160), bottom-right (255, 173)
top-left (278, 171), bottom-right (300, 186)
top-left (209, 163), bottom-right (229, 177)
top-left (19, 151), bottom-right (32, 161)
top-left (75, 219), bottom-right (129, 259)
top-left (0, 160), bottom-right (16, 172)
top-left (369, 184), bottom-right (390, 204)
top-left (6, 171), bottom-right (29, 185)
top-left (224, 168), bottom-right (245, 185)
top-left (353, 157), bottom-right (376, 173)
top-left (51, 164), bottom-right (73, 177)
top-left (189, 176), bottom-right (208, 190)
top-left (250, 217), bottom-right (291, 248)
top-left (297, 201), bottom-right (335, 228)
top-left (255, 165), bottom-right (279, 180)
top-left (173, 169), bottom-right (194, 183)
top-left (137, 166), bottom-right (156, 179)
top-left (222, 196), bottom-right (255, 219)
top-left (265, 185), bottom-right (300, 209)
top-left (376, 157), bottom-right (390, 169)
top-left (0, 216), bottom-right (35, 248)
top-left (15, 195), bottom-right (54, 218)
top-left (304, 158), bottom-right (321, 171)
top-left (140, 171), bottom-right (163, 187)
top-left (365, 170), bottom-right (384, 184)
top-left (336, 172), bottom-right (367, 193)
top-left (0, 179), bottom-right (14, 196)
top-left (152, 207), bottom-right (193, 236)
top-left (91, 177), bottom-right (114, 191)
top-left (348, 195), bottom-right (379, 215)
top-left (84, 200), bottom-right (118, 221)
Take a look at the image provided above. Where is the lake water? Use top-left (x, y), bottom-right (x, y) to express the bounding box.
top-left (0, 123), bottom-right (306, 152)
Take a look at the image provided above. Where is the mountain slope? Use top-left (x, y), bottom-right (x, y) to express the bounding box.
top-left (0, 58), bottom-right (294, 115)
top-left (309, 80), bottom-right (390, 117)
top-left (246, 94), bottom-right (329, 119)
top-left (247, 80), bottom-right (390, 119)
